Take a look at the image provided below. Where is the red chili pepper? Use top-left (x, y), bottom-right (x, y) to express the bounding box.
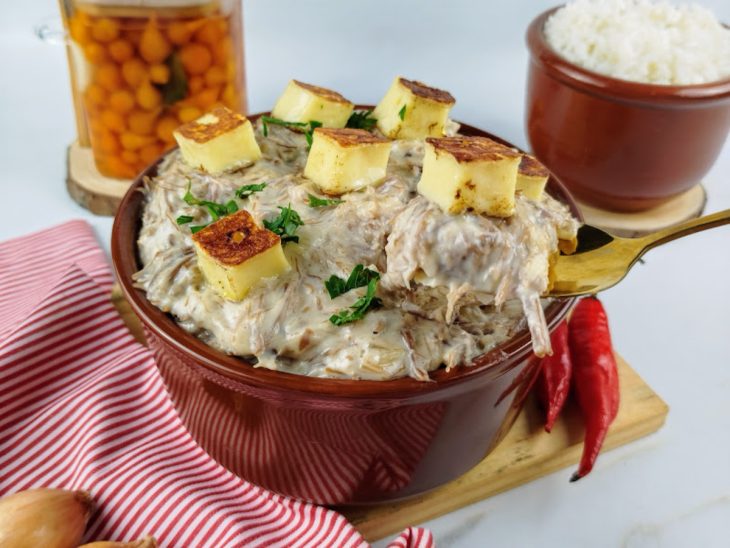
top-left (536, 320), bottom-right (572, 433)
top-left (569, 296), bottom-right (620, 482)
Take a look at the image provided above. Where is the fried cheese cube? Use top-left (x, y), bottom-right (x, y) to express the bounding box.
top-left (372, 77), bottom-right (455, 140)
top-left (174, 106), bottom-right (261, 173)
top-left (417, 136), bottom-right (521, 218)
top-left (303, 128), bottom-right (392, 195)
top-left (516, 154), bottom-right (549, 201)
top-left (271, 80), bottom-right (354, 128)
top-left (192, 210), bottom-right (289, 301)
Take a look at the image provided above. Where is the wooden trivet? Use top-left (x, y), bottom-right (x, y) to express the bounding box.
top-left (576, 184), bottom-right (706, 238)
top-left (111, 287), bottom-right (668, 542)
top-left (66, 141), bottom-right (133, 216)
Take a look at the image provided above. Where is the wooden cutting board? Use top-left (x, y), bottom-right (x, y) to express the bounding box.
top-left (67, 141), bottom-right (133, 216)
top-left (111, 288), bottom-right (668, 542)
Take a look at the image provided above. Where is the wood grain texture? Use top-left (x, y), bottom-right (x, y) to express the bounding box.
top-left (111, 285), bottom-right (668, 542)
top-left (67, 141), bottom-right (133, 216)
top-left (576, 184), bottom-right (706, 238)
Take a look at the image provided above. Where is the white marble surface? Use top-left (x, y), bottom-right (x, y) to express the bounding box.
top-left (2, 1), bottom-right (729, 546)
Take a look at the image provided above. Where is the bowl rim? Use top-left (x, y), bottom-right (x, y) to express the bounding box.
top-left (112, 111), bottom-right (577, 400)
top-left (527, 6), bottom-right (730, 105)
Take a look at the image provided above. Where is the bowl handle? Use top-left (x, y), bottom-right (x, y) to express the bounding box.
top-left (34, 15), bottom-right (68, 46)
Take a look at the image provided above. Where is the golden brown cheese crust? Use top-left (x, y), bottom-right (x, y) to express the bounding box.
top-left (519, 154), bottom-right (549, 178)
top-left (175, 107), bottom-right (247, 144)
top-left (293, 80), bottom-right (353, 105)
top-left (192, 210), bottom-right (280, 266)
top-left (426, 136), bottom-right (520, 163)
top-left (399, 78), bottom-right (455, 104)
top-left (314, 127), bottom-right (390, 147)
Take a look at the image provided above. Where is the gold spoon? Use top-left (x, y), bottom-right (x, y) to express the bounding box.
top-left (548, 208), bottom-right (730, 297)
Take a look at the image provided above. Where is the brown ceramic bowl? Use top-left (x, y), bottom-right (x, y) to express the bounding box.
top-left (526, 7), bottom-right (730, 212)
top-left (112, 113), bottom-right (577, 505)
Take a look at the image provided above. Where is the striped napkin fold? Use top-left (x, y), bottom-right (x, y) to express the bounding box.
top-left (0, 220), bottom-right (433, 548)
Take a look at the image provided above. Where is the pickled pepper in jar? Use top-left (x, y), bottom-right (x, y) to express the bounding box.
top-left (65, 1), bottom-right (246, 179)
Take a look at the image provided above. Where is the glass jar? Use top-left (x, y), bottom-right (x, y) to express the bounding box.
top-left (61, 0), bottom-right (246, 179)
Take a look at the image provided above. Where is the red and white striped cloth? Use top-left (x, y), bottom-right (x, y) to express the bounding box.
top-left (0, 220), bottom-right (434, 548)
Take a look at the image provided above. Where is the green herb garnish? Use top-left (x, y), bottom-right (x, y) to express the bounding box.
top-left (261, 116), bottom-right (322, 149)
top-left (398, 105), bottom-right (406, 120)
top-left (263, 204), bottom-right (303, 244)
top-left (305, 120), bottom-right (322, 148)
top-left (324, 264), bottom-right (380, 299)
top-left (261, 116), bottom-right (308, 137)
top-left (180, 183), bottom-right (239, 233)
top-left (224, 199), bottom-right (238, 214)
top-left (346, 109), bottom-right (377, 130)
top-left (329, 277), bottom-right (382, 326)
top-left (307, 193), bottom-right (343, 208)
top-left (235, 182), bottom-right (267, 198)
top-left (183, 185), bottom-right (239, 221)
top-left (326, 265), bottom-right (383, 326)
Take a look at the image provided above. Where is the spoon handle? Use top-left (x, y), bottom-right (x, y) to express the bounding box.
top-left (637, 208), bottom-right (730, 252)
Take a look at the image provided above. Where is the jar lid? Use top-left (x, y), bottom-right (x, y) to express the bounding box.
top-left (73, 0), bottom-right (222, 17)
top-left (76, 0), bottom-right (211, 6)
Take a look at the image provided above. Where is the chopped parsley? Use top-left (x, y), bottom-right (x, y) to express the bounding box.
top-left (324, 264), bottom-right (380, 299)
top-left (235, 182), bottom-right (267, 198)
top-left (304, 120), bottom-right (322, 148)
top-left (261, 115), bottom-right (308, 136)
top-left (307, 193), bottom-right (343, 208)
top-left (263, 204), bottom-right (303, 244)
top-left (326, 265), bottom-right (382, 325)
top-left (261, 116), bottom-right (322, 149)
top-left (346, 109), bottom-right (377, 131)
top-left (398, 105), bottom-right (406, 120)
top-left (329, 277), bottom-right (382, 326)
top-left (183, 186), bottom-right (238, 220)
top-left (179, 182), bottom-right (239, 233)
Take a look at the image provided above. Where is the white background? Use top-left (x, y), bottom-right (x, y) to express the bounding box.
top-left (1, 1), bottom-right (729, 546)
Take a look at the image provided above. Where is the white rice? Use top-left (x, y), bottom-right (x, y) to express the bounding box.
top-left (544, 0), bottom-right (730, 85)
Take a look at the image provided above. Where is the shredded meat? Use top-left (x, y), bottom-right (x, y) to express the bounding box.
top-left (134, 121), bottom-right (579, 380)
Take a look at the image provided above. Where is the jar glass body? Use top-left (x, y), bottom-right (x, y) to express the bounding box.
top-left (62, 0), bottom-right (246, 179)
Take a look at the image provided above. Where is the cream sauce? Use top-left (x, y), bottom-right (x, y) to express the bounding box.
top-left (134, 122), bottom-right (579, 381)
